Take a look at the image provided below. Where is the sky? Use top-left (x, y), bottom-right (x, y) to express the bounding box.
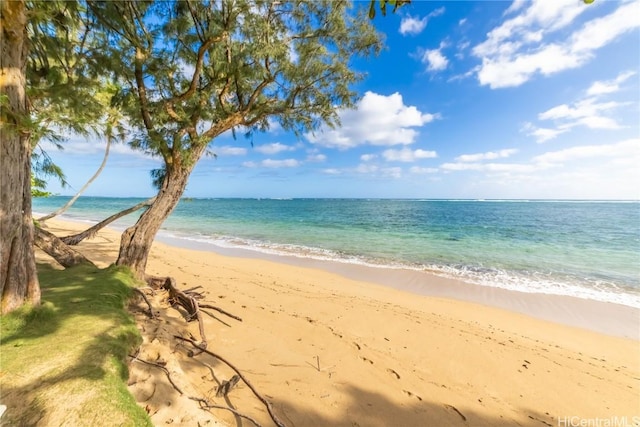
top-left (42, 0), bottom-right (640, 199)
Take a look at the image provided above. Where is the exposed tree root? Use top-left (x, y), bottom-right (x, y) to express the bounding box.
top-left (129, 354), bottom-right (184, 395)
top-left (190, 397), bottom-right (262, 427)
top-left (175, 335), bottom-right (287, 427)
top-left (131, 288), bottom-right (154, 318)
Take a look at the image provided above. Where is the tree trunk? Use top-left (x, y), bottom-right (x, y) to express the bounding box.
top-left (0, 0), bottom-right (41, 313)
top-left (34, 227), bottom-right (96, 268)
top-left (38, 135), bottom-right (112, 223)
top-left (116, 168), bottom-right (191, 279)
top-left (61, 196), bottom-right (155, 245)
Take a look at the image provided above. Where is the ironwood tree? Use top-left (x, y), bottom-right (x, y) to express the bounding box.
top-left (87, 0), bottom-right (383, 279)
top-left (1, 0), bottom-right (41, 313)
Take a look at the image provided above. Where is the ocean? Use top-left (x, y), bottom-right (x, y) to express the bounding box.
top-left (32, 197), bottom-right (640, 309)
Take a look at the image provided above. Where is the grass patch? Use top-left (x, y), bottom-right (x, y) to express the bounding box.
top-left (0, 263), bottom-right (152, 426)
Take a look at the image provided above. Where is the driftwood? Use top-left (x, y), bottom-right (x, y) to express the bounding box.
top-left (61, 196), bottom-right (156, 245)
top-left (175, 336), bottom-right (287, 427)
top-left (34, 226), bottom-right (96, 268)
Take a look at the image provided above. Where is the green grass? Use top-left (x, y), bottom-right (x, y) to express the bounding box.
top-left (0, 264), bottom-right (152, 426)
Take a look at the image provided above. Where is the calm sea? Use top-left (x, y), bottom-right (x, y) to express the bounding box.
top-left (33, 197), bottom-right (640, 308)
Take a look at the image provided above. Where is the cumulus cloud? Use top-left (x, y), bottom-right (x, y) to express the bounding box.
top-left (383, 148), bottom-right (438, 162)
top-left (422, 46), bottom-right (449, 72)
top-left (472, 0), bottom-right (639, 89)
top-left (306, 91), bottom-right (439, 150)
top-left (255, 142), bottom-right (295, 155)
top-left (360, 154), bottom-right (377, 162)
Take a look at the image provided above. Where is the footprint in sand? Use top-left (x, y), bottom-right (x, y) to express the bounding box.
top-left (403, 390), bottom-right (423, 401)
top-left (386, 368), bottom-right (400, 379)
top-left (360, 356), bottom-right (374, 364)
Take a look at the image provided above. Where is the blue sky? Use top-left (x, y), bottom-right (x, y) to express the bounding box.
top-left (42, 0), bottom-right (640, 199)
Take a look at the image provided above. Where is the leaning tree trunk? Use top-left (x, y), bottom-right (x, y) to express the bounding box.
top-left (116, 167), bottom-right (192, 280)
top-left (0, 0), bottom-right (41, 313)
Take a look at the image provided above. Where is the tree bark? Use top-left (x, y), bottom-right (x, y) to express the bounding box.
top-left (1, 0), bottom-right (41, 313)
top-left (116, 167), bottom-right (192, 279)
top-left (34, 227), bottom-right (96, 268)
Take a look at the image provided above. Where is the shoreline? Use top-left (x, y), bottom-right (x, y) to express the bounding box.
top-left (36, 218), bottom-right (640, 426)
top-left (38, 214), bottom-right (639, 339)
top-left (157, 233), bottom-right (639, 340)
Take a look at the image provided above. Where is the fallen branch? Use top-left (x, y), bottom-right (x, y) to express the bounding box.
top-left (189, 397), bottom-right (262, 427)
top-left (174, 335), bottom-right (287, 427)
top-left (61, 196), bottom-right (156, 245)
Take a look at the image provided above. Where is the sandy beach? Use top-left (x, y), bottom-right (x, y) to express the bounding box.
top-left (37, 219), bottom-right (640, 427)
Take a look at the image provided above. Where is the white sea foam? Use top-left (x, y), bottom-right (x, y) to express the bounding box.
top-left (160, 230), bottom-right (640, 309)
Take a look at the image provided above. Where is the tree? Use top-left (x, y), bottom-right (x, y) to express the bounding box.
top-left (87, 0), bottom-right (383, 279)
top-left (367, 0), bottom-right (411, 19)
top-left (1, 0), bottom-right (41, 313)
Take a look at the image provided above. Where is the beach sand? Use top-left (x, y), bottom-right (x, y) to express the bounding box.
top-left (36, 219), bottom-right (640, 427)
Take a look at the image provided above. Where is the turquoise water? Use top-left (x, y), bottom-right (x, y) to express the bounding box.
top-left (33, 197), bottom-right (640, 308)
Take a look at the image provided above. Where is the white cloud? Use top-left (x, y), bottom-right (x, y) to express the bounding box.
top-left (215, 145), bottom-right (247, 156)
top-left (440, 162), bottom-right (540, 173)
top-left (533, 138), bottom-right (639, 165)
top-left (522, 123), bottom-right (569, 143)
top-left (306, 91), bottom-right (439, 150)
top-left (243, 158), bottom-right (300, 168)
top-left (383, 147), bottom-right (437, 162)
top-left (422, 47), bottom-right (449, 72)
top-left (524, 69), bottom-right (636, 143)
top-left (455, 148), bottom-right (517, 162)
top-left (360, 154), bottom-right (377, 162)
top-left (409, 166), bottom-right (439, 174)
top-left (538, 98), bottom-right (630, 130)
top-left (459, 18), bottom-right (467, 26)
top-left (322, 168), bottom-right (341, 175)
top-left (586, 70), bottom-right (636, 96)
top-left (39, 137), bottom-right (157, 161)
top-left (473, 1), bottom-right (640, 89)
top-left (503, 0), bottom-right (527, 16)
top-left (306, 153), bottom-right (326, 162)
top-left (400, 16), bottom-right (428, 36)
top-left (399, 7), bottom-right (445, 36)
top-left (255, 142), bottom-right (295, 155)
